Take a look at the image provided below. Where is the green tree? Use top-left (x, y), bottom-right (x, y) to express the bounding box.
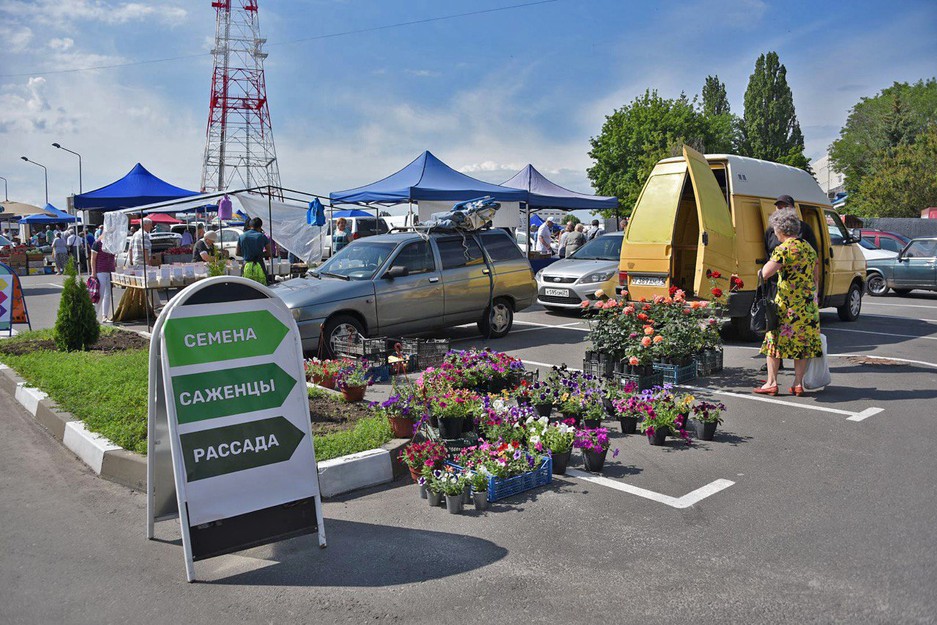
top-left (587, 90), bottom-right (717, 215)
top-left (700, 74), bottom-right (737, 153)
top-left (738, 52), bottom-right (809, 169)
top-left (851, 124), bottom-right (937, 217)
top-left (53, 258), bottom-right (100, 352)
top-left (560, 214), bottom-right (580, 226)
top-left (829, 79), bottom-right (937, 211)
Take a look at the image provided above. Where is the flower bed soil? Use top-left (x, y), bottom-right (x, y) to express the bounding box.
top-left (0, 330), bottom-right (149, 356)
top-left (308, 394), bottom-right (380, 436)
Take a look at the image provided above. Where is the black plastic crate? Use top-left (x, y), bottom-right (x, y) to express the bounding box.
top-left (399, 338), bottom-right (449, 370)
top-left (696, 349), bottom-right (724, 376)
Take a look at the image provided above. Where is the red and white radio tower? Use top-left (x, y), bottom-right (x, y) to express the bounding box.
top-left (200, 0), bottom-right (281, 193)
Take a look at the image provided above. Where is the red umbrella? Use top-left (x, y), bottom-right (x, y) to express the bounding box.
top-left (130, 213), bottom-right (182, 225)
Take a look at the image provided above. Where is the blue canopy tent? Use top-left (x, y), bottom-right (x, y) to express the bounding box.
top-left (501, 164), bottom-right (617, 211)
top-left (332, 209), bottom-right (373, 218)
top-left (74, 163), bottom-right (197, 211)
top-left (18, 203), bottom-right (78, 224)
top-left (330, 151), bottom-right (528, 205)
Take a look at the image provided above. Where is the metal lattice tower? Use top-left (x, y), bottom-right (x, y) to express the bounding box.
top-left (200, 0), bottom-right (281, 193)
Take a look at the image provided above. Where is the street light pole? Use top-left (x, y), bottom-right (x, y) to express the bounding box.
top-left (20, 156), bottom-right (48, 205)
top-left (52, 142), bottom-right (82, 193)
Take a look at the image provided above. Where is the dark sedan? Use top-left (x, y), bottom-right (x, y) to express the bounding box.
top-left (865, 237), bottom-right (937, 296)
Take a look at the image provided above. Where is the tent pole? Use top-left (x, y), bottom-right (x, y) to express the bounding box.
top-left (267, 185), bottom-right (274, 279)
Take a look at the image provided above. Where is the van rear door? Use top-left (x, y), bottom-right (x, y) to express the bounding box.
top-left (683, 146), bottom-right (737, 296)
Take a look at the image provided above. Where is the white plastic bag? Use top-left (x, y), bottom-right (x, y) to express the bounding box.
top-left (803, 333), bottom-right (831, 390)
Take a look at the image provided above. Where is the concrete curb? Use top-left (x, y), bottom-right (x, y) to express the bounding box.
top-left (0, 363), bottom-right (409, 498)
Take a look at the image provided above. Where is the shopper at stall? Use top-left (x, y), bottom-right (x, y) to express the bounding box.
top-left (565, 223), bottom-right (587, 257)
top-left (90, 229), bottom-right (116, 322)
top-left (51, 232), bottom-right (68, 274)
top-left (192, 230), bottom-right (218, 262)
top-left (129, 218), bottom-right (153, 266)
top-left (237, 217), bottom-right (269, 285)
top-left (333, 217), bottom-right (351, 253)
top-left (558, 222), bottom-right (574, 258)
top-left (536, 217), bottom-right (555, 255)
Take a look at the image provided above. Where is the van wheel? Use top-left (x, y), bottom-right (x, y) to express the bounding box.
top-left (837, 282), bottom-right (862, 321)
top-left (731, 316), bottom-right (762, 342)
top-left (321, 314), bottom-right (364, 358)
top-left (478, 298), bottom-right (514, 338)
top-left (866, 274), bottom-right (888, 296)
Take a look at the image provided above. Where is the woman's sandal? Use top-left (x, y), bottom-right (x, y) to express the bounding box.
top-left (753, 385), bottom-right (779, 396)
top-left (789, 385), bottom-right (804, 397)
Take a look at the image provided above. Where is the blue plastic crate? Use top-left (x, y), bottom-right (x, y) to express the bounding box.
top-left (652, 359), bottom-right (698, 385)
top-left (448, 457), bottom-right (552, 502)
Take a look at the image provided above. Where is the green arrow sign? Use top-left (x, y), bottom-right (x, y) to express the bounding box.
top-left (163, 310), bottom-right (290, 367)
top-left (170, 362), bottom-right (298, 424)
top-left (180, 416), bottom-right (305, 482)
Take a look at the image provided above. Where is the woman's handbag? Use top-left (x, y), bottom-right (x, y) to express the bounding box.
top-left (750, 272), bottom-right (779, 334)
top-left (803, 333), bottom-right (831, 390)
top-left (86, 275), bottom-right (100, 304)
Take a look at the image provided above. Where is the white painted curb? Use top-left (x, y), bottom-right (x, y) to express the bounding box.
top-left (63, 421), bottom-right (122, 474)
top-left (316, 448), bottom-right (393, 497)
top-left (14, 383), bottom-right (47, 416)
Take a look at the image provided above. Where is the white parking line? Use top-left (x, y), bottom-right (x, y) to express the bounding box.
top-left (726, 344), bottom-right (937, 368)
top-left (515, 320), bottom-right (589, 331)
top-left (823, 327), bottom-right (937, 341)
top-left (863, 301), bottom-right (937, 310)
top-left (680, 384), bottom-right (882, 422)
top-left (567, 469), bottom-right (734, 509)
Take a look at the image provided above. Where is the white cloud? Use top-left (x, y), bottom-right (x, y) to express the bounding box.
top-left (48, 37), bottom-right (75, 51)
top-left (405, 69), bottom-right (440, 78)
top-left (0, 25), bottom-right (33, 52)
top-left (1, 1), bottom-right (188, 27)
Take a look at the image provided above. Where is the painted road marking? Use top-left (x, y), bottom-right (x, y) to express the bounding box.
top-left (567, 469), bottom-right (734, 509)
top-left (863, 301), bottom-right (937, 310)
top-left (726, 344), bottom-right (937, 368)
top-left (823, 327), bottom-right (937, 341)
top-left (680, 384), bottom-right (883, 422)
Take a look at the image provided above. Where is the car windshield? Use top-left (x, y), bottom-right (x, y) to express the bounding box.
top-left (858, 238), bottom-right (877, 250)
top-left (315, 240), bottom-right (397, 280)
top-left (569, 235), bottom-right (622, 260)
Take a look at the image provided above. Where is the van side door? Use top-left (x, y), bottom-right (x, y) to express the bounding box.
top-left (798, 205), bottom-right (832, 303)
top-left (823, 209), bottom-right (863, 302)
top-left (436, 235), bottom-right (490, 324)
top-left (683, 146), bottom-right (737, 295)
top-left (373, 239), bottom-right (444, 335)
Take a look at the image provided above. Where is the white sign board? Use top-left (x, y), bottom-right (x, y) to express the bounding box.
top-left (148, 276), bottom-right (325, 582)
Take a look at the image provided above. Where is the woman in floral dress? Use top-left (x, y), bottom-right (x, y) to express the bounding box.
top-left (754, 208), bottom-right (823, 396)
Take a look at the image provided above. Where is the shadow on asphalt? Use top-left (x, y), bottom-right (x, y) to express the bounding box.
top-left (22, 287), bottom-right (66, 297)
top-left (215, 519), bottom-right (509, 587)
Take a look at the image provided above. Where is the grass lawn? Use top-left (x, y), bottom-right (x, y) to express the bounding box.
top-left (0, 329), bottom-right (393, 460)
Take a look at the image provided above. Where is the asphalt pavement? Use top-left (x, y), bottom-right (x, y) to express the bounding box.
top-left (2, 274), bottom-right (936, 624)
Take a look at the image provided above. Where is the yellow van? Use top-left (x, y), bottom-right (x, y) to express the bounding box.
top-left (619, 146), bottom-right (865, 337)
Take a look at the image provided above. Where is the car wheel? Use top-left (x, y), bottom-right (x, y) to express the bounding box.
top-left (321, 314), bottom-right (365, 358)
top-left (892, 288), bottom-right (912, 296)
top-left (866, 274), bottom-right (889, 296)
top-left (478, 298), bottom-right (514, 338)
top-left (837, 281), bottom-right (862, 322)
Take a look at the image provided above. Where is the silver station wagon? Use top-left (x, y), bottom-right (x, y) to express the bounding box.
top-left (271, 229), bottom-right (537, 355)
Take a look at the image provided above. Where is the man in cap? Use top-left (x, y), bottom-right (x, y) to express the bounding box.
top-left (765, 195), bottom-right (818, 256)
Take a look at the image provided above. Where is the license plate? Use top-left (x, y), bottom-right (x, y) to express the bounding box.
top-left (544, 287), bottom-right (570, 297)
top-left (631, 276), bottom-right (666, 287)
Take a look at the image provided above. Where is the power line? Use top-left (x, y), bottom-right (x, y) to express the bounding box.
top-left (0, 0), bottom-right (561, 79)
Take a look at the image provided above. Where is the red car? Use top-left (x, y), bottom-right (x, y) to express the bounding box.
top-left (860, 229), bottom-right (911, 254)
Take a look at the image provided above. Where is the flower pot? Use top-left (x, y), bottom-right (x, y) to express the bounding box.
top-left (418, 482), bottom-right (428, 499)
top-left (310, 374), bottom-right (334, 389)
top-left (445, 494), bottom-right (464, 514)
top-left (428, 491), bottom-right (442, 507)
top-left (408, 467), bottom-right (422, 483)
top-left (583, 418), bottom-right (602, 429)
top-left (388, 416), bottom-right (415, 438)
top-left (341, 385), bottom-right (366, 402)
top-left (648, 428), bottom-right (668, 446)
top-left (551, 449), bottom-right (572, 475)
top-left (472, 491), bottom-right (489, 511)
top-left (618, 416), bottom-right (638, 435)
top-left (535, 403), bottom-right (553, 418)
top-left (437, 417), bottom-right (465, 439)
top-left (695, 419), bottom-right (718, 441)
top-left (461, 415), bottom-right (474, 433)
top-left (581, 448), bottom-right (608, 473)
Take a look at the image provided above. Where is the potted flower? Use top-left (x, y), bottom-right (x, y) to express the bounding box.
top-left (425, 472), bottom-right (444, 507)
top-left (335, 360), bottom-right (372, 402)
top-left (556, 392), bottom-right (585, 426)
top-left (574, 427), bottom-right (612, 473)
top-left (304, 357), bottom-right (349, 388)
top-left (465, 468), bottom-right (490, 510)
top-left (611, 393), bottom-right (652, 435)
top-left (433, 467), bottom-right (467, 514)
top-left (581, 399), bottom-right (606, 429)
top-left (374, 387), bottom-right (425, 438)
top-left (428, 388), bottom-right (482, 439)
top-left (640, 388), bottom-right (693, 446)
top-left (526, 381), bottom-right (555, 417)
top-left (527, 416), bottom-right (576, 475)
top-left (398, 440), bottom-right (448, 482)
top-left (416, 474), bottom-right (428, 500)
top-left (690, 400), bottom-right (726, 441)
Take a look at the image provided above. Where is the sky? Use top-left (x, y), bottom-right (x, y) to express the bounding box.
top-left (1, 0), bottom-right (936, 211)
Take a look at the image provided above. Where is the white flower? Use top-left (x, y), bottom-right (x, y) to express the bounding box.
top-left (525, 416), bottom-right (535, 424)
top-left (529, 435), bottom-right (541, 445)
top-left (537, 416), bottom-right (549, 425)
top-left (492, 399), bottom-right (506, 411)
